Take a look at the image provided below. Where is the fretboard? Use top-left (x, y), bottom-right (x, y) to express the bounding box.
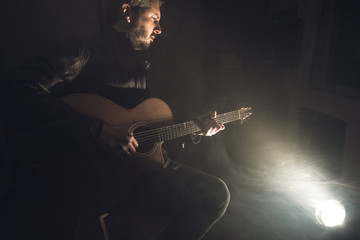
top-left (134, 109), bottom-right (250, 143)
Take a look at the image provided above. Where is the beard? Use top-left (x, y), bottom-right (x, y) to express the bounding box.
top-left (127, 20), bottom-right (152, 50)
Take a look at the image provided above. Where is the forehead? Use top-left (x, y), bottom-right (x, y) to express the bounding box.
top-left (140, 0), bottom-right (161, 18)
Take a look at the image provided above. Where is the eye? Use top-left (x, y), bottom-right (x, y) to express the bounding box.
top-left (151, 15), bottom-right (159, 22)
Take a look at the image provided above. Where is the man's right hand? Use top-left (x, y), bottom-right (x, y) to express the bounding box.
top-left (100, 124), bottom-right (138, 156)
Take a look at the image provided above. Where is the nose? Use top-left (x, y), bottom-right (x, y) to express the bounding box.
top-left (154, 23), bottom-right (162, 35)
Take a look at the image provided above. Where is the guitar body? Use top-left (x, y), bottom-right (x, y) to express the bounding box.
top-left (62, 93), bottom-right (173, 170)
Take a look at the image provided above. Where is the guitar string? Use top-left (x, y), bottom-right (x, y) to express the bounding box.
top-left (133, 111), bottom-right (237, 140)
top-left (133, 111), bottom-right (251, 150)
top-left (134, 114), bottom-right (229, 142)
top-left (135, 123), bottom-right (199, 143)
top-left (134, 111), bottom-right (245, 142)
top-left (134, 113), bottom-right (242, 143)
top-left (133, 111), bottom-right (247, 143)
top-left (134, 110), bottom-right (246, 138)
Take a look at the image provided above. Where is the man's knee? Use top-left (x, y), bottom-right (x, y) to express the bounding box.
top-left (214, 178), bottom-right (230, 217)
top-left (203, 177), bottom-right (230, 218)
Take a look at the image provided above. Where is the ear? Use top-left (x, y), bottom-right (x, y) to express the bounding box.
top-left (121, 4), bottom-right (132, 23)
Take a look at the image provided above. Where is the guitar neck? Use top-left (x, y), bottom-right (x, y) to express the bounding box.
top-left (135, 109), bottom-right (250, 143)
top-left (61, 93), bottom-right (251, 145)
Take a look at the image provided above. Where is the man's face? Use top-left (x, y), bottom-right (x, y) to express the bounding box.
top-left (128, 0), bottom-right (162, 50)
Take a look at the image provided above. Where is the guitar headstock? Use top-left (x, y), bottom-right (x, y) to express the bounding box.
top-left (238, 107), bottom-right (252, 124)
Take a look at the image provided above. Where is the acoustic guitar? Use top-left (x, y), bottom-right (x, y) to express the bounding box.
top-left (62, 93), bottom-right (252, 170)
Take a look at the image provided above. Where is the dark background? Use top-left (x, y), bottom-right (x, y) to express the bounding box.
top-left (1, 0), bottom-right (360, 239)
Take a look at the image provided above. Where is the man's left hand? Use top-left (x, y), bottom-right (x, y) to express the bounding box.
top-left (196, 111), bottom-right (225, 136)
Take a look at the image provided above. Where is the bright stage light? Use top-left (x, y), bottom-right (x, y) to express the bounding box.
top-left (315, 200), bottom-right (346, 227)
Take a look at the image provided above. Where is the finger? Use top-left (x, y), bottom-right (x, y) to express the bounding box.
top-left (128, 142), bottom-right (137, 153)
top-left (210, 127), bottom-right (218, 135)
top-left (127, 136), bottom-right (138, 153)
top-left (131, 136), bottom-right (139, 148)
top-left (213, 111), bottom-right (217, 118)
top-left (207, 124), bottom-right (224, 136)
top-left (209, 121), bottom-right (221, 132)
top-left (212, 128), bottom-right (219, 135)
top-left (206, 128), bottom-right (215, 136)
top-left (120, 144), bottom-right (132, 156)
top-left (212, 122), bottom-right (224, 132)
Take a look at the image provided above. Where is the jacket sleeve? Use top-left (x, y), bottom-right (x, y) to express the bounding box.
top-left (0, 38), bottom-right (101, 147)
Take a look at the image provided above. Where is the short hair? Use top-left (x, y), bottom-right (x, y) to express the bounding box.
top-left (128, 0), bottom-right (163, 9)
top-left (107, 0), bottom-right (164, 24)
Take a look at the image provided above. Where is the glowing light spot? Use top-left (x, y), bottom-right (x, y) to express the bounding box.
top-left (315, 200), bottom-right (346, 227)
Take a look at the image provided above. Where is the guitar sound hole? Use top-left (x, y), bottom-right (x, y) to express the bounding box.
top-left (134, 126), bottom-right (155, 153)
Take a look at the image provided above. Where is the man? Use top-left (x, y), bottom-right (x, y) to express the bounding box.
top-left (0, 0), bottom-right (230, 239)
